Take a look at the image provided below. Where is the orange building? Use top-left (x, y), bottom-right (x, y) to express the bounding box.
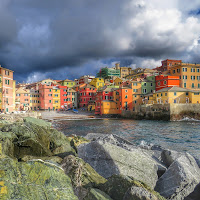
top-left (0, 67), bottom-right (14, 112)
top-left (160, 59), bottom-right (182, 72)
top-left (15, 87), bottom-right (30, 111)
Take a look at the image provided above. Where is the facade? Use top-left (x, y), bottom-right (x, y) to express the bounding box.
top-left (0, 67), bottom-right (14, 112)
top-left (155, 75), bottom-right (180, 91)
top-left (30, 89), bottom-right (40, 111)
top-left (169, 63), bottom-right (200, 90)
top-left (113, 77), bottom-right (123, 86)
top-left (97, 67), bottom-right (120, 78)
top-left (39, 84), bottom-right (53, 110)
top-left (53, 86), bottom-right (60, 110)
top-left (89, 77), bottom-right (104, 89)
top-left (75, 75), bottom-right (95, 85)
top-left (78, 84), bottom-right (96, 108)
top-left (15, 87), bottom-right (30, 111)
top-left (161, 59), bottom-right (182, 72)
top-left (141, 76), bottom-right (156, 94)
top-left (59, 79), bottom-right (76, 88)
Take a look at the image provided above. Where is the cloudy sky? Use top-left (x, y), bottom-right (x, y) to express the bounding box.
top-left (1, 0), bottom-right (200, 83)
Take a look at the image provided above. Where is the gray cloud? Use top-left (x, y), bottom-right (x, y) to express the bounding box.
top-left (0, 0), bottom-right (199, 82)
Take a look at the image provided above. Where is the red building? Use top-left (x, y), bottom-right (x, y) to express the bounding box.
top-left (95, 87), bottom-right (113, 115)
top-left (58, 85), bottom-right (68, 110)
top-left (78, 84), bottom-right (97, 108)
top-left (155, 75), bottom-right (180, 91)
top-left (39, 83), bottom-right (53, 110)
top-left (161, 59), bottom-right (182, 72)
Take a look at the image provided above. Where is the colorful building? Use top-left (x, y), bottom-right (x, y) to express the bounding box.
top-left (59, 79), bottom-right (76, 88)
top-left (155, 75), bottom-right (180, 91)
top-left (15, 87), bottom-right (30, 111)
top-left (0, 66), bottom-right (14, 112)
top-left (97, 67), bottom-right (120, 78)
top-left (30, 89), bottom-right (40, 111)
top-left (160, 59), bottom-right (182, 72)
top-left (53, 86), bottom-right (60, 110)
top-left (169, 63), bottom-right (200, 90)
top-left (89, 77), bottom-right (104, 89)
top-left (39, 83), bottom-right (53, 110)
top-left (78, 84), bottom-right (96, 108)
top-left (75, 75), bottom-right (95, 85)
top-left (141, 76), bottom-right (155, 94)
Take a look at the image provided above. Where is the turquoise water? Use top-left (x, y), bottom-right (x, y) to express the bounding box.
top-left (55, 118), bottom-right (200, 160)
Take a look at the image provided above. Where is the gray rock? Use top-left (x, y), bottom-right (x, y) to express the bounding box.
top-left (123, 186), bottom-right (163, 200)
top-left (184, 183), bottom-right (200, 200)
top-left (84, 188), bottom-right (113, 200)
top-left (161, 149), bottom-right (186, 167)
top-left (155, 153), bottom-right (200, 200)
top-left (78, 141), bottom-right (158, 189)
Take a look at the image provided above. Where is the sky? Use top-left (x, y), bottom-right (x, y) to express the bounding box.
top-left (1, 0), bottom-right (200, 83)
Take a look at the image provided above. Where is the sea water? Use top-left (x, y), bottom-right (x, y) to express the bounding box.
top-left (54, 118), bottom-right (200, 160)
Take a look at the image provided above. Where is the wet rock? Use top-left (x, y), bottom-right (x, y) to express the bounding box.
top-left (0, 156), bottom-right (78, 200)
top-left (98, 175), bottom-right (166, 200)
top-left (61, 155), bottom-right (107, 199)
top-left (78, 141), bottom-right (158, 189)
top-left (84, 188), bottom-right (113, 200)
top-left (155, 153), bottom-right (200, 200)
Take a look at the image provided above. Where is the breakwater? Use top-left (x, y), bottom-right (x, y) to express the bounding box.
top-left (121, 103), bottom-right (200, 121)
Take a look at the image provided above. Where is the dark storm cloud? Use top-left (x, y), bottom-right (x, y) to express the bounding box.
top-left (0, 0), bottom-right (199, 82)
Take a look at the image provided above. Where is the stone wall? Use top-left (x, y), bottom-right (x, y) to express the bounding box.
top-left (121, 103), bottom-right (200, 121)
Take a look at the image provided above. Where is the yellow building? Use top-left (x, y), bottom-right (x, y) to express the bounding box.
top-left (101, 100), bottom-right (119, 115)
top-left (53, 86), bottom-right (60, 110)
top-left (30, 89), bottom-right (40, 110)
top-left (88, 100), bottom-right (95, 111)
top-left (59, 79), bottom-right (76, 88)
top-left (89, 77), bottom-right (104, 89)
top-left (131, 81), bottom-right (143, 106)
top-left (170, 63), bottom-right (200, 90)
top-left (112, 88), bottom-right (120, 113)
top-left (188, 91), bottom-right (200, 103)
top-left (155, 86), bottom-right (189, 104)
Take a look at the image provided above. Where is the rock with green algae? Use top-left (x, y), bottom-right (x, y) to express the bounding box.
top-left (23, 117), bottom-right (52, 127)
top-left (68, 135), bottom-right (89, 152)
top-left (98, 175), bottom-right (166, 200)
top-left (61, 155), bottom-right (107, 199)
top-left (0, 122), bottom-right (75, 159)
top-left (0, 156), bottom-right (78, 200)
top-left (84, 188), bottom-right (113, 200)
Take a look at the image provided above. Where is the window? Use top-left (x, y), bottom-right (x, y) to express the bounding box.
top-left (49, 100), bottom-right (51, 103)
top-left (191, 68), bottom-right (195, 72)
top-left (197, 68), bottom-right (200, 72)
top-left (24, 94), bottom-right (28, 96)
top-left (49, 89), bottom-right (51, 92)
top-left (6, 89), bottom-right (8, 94)
top-left (54, 94), bottom-right (58, 97)
top-left (173, 70), bottom-right (175, 74)
top-left (177, 69), bottom-right (180, 73)
top-left (125, 90), bottom-right (128, 93)
top-left (55, 101), bottom-right (58, 103)
top-left (184, 83), bottom-right (187, 88)
top-left (164, 81), bottom-right (167, 85)
top-left (174, 100), bottom-right (177, 103)
top-left (194, 93), bottom-right (199, 95)
top-left (48, 94), bottom-right (52, 96)
top-left (133, 83), bottom-right (137, 86)
top-left (5, 70), bottom-right (9, 75)
top-left (165, 93), bottom-right (167, 96)
top-left (16, 94), bottom-right (20, 96)
top-left (125, 95), bottom-right (128, 99)
top-left (197, 76), bottom-right (200, 80)
top-left (174, 92), bottom-right (177, 96)
top-left (144, 83), bottom-right (146, 86)
top-left (134, 100), bottom-right (137, 104)
top-left (151, 83), bottom-right (153, 86)
top-left (192, 83), bottom-right (194, 88)
top-left (182, 68), bottom-right (187, 72)
top-left (198, 84), bottom-right (200, 88)
top-left (143, 89), bottom-right (147, 93)
top-left (133, 89), bottom-right (138, 92)
top-left (186, 92), bottom-right (188, 96)
top-left (157, 82), bottom-right (160, 86)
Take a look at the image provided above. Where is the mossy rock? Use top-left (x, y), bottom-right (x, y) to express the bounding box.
top-left (62, 155), bottom-right (107, 199)
top-left (68, 135), bottom-right (89, 152)
top-left (23, 117), bottom-right (51, 128)
top-left (98, 175), bottom-right (166, 200)
top-left (84, 188), bottom-right (113, 200)
top-left (0, 122), bottom-right (75, 159)
top-left (0, 156), bottom-right (78, 200)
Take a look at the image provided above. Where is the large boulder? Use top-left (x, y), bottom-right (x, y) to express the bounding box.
top-left (0, 122), bottom-right (75, 159)
top-left (0, 156), bottom-right (78, 199)
top-left (61, 155), bottom-right (107, 199)
top-left (78, 141), bottom-right (158, 189)
top-left (23, 117), bottom-right (51, 127)
top-left (184, 183), bottom-right (200, 200)
top-left (155, 153), bottom-right (200, 200)
top-left (98, 175), bottom-right (166, 200)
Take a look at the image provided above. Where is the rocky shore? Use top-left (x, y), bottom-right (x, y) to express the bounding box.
top-left (0, 117), bottom-right (199, 199)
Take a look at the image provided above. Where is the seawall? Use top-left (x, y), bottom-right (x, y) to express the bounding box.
top-left (121, 103), bottom-right (200, 121)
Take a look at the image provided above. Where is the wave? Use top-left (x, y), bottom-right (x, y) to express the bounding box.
top-left (176, 117), bottom-right (200, 122)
